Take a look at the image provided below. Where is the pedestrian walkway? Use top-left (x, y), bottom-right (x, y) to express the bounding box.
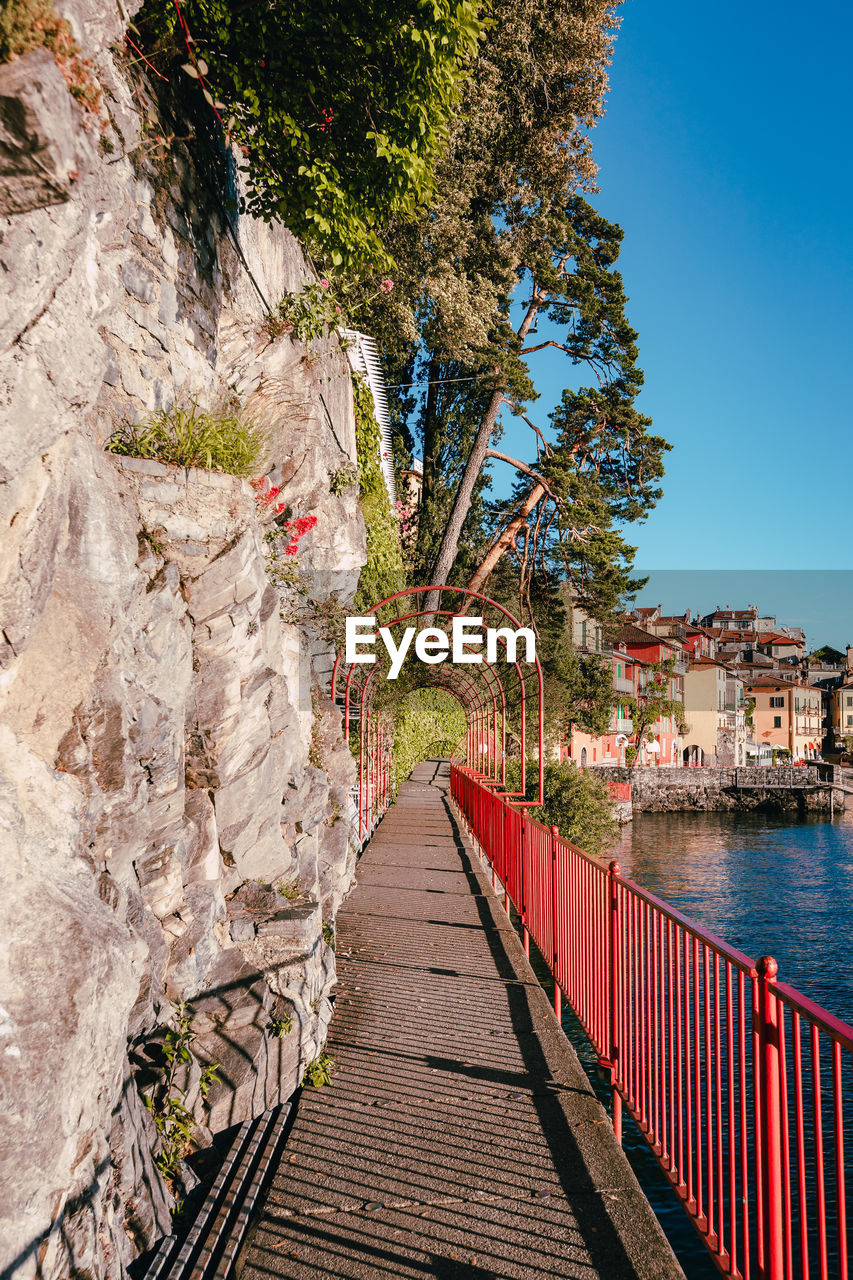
top-left (240, 762), bottom-right (683, 1279)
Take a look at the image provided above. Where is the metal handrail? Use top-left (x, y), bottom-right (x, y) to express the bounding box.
top-left (451, 762), bottom-right (853, 1280)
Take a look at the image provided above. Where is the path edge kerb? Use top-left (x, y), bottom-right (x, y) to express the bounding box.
top-left (446, 786), bottom-right (687, 1280)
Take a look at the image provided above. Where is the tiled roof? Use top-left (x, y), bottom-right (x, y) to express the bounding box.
top-left (757, 632), bottom-right (803, 645)
top-left (688, 658), bottom-right (739, 674)
top-left (746, 675), bottom-right (810, 689)
top-left (617, 623), bottom-right (669, 647)
top-left (705, 609), bottom-right (757, 619)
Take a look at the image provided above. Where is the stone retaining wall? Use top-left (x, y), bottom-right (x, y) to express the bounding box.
top-left (592, 766), bottom-right (841, 812)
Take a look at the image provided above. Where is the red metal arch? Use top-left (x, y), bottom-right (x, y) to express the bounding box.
top-left (331, 586), bottom-right (544, 842)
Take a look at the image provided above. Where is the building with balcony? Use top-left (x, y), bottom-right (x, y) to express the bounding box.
top-left (564, 643), bottom-right (643, 767)
top-left (746, 676), bottom-right (823, 761)
top-left (682, 659), bottom-right (747, 765)
top-left (616, 624), bottom-right (687, 767)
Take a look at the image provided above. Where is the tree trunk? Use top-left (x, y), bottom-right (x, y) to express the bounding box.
top-left (427, 300), bottom-right (540, 591)
top-left (467, 481), bottom-right (546, 595)
top-left (428, 384), bottom-right (505, 586)
top-left (415, 358), bottom-right (442, 574)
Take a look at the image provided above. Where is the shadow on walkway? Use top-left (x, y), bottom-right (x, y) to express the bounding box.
top-left (239, 762), bottom-right (683, 1280)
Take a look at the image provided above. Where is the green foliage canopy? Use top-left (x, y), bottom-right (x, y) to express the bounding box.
top-left (391, 688), bottom-right (466, 791)
top-left (138, 0), bottom-right (482, 268)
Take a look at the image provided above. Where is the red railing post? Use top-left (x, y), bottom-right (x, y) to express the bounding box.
top-left (606, 859), bottom-right (623, 1143)
top-left (502, 798), bottom-right (510, 915)
top-left (551, 824), bottom-right (561, 1021)
top-left (755, 955), bottom-right (785, 1280)
top-left (521, 815), bottom-right (529, 957)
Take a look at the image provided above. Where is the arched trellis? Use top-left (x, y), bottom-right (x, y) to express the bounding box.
top-left (331, 586), bottom-right (545, 843)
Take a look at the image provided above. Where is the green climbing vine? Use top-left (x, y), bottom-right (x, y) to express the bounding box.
top-left (352, 374), bottom-right (406, 612)
top-left (134, 0), bottom-right (482, 270)
top-left (391, 688), bottom-right (466, 791)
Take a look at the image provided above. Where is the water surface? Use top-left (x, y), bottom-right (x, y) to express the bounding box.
top-left (611, 805), bottom-right (853, 1023)
top-left (559, 804), bottom-right (853, 1278)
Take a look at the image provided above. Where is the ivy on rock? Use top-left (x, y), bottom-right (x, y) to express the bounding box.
top-left (352, 374), bottom-right (406, 613)
top-left (136, 0), bottom-right (483, 269)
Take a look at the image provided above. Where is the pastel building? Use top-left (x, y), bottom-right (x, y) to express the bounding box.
top-left (746, 676), bottom-right (823, 761)
top-left (682, 659), bottom-right (747, 766)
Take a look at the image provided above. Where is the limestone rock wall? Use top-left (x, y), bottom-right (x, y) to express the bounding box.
top-left (0, 3), bottom-right (365, 1277)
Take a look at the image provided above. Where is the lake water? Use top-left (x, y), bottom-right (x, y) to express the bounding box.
top-left (612, 805), bottom-right (853, 1024)
top-left (561, 803), bottom-right (853, 1278)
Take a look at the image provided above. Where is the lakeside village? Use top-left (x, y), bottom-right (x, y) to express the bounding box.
top-left (563, 602), bottom-right (852, 772)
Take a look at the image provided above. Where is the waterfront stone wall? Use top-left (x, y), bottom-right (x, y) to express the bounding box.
top-left (594, 766), bottom-right (842, 813)
top-left (0, 4), bottom-right (365, 1277)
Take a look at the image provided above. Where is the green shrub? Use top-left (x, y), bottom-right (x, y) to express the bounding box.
top-left (505, 759), bottom-right (617, 859)
top-left (107, 404), bottom-right (266, 476)
top-left (136, 0), bottom-right (482, 269)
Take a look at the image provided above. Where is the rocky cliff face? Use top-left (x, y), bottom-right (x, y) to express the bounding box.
top-left (0, 3), bottom-right (365, 1276)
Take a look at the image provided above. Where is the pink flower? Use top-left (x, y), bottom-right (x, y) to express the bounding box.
top-left (320, 279), bottom-right (330, 289)
top-left (285, 543), bottom-right (298, 557)
top-left (379, 279), bottom-right (394, 293)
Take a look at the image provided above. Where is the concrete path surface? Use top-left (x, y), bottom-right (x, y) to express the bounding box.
top-left (240, 762), bottom-right (684, 1280)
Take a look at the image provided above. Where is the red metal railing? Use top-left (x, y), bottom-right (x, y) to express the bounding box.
top-left (451, 763), bottom-right (853, 1280)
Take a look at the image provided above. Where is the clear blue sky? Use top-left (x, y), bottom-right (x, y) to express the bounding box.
top-left (491, 0), bottom-right (853, 639)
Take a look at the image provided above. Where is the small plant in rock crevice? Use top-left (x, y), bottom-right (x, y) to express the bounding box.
top-left (330, 463), bottom-right (357, 495)
top-left (268, 1011), bottom-right (294, 1038)
top-left (261, 521), bottom-right (347, 646)
top-left (264, 281), bottom-right (345, 345)
top-left (309, 720), bottom-right (325, 770)
top-left (141, 1001), bottom-right (220, 1199)
top-left (322, 922), bottom-right (335, 951)
top-left (303, 1050), bottom-right (335, 1087)
top-left (0, 0), bottom-right (102, 111)
top-left (108, 403), bottom-right (266, 476)
top-left (276, 877), bottom-right (301, 901)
